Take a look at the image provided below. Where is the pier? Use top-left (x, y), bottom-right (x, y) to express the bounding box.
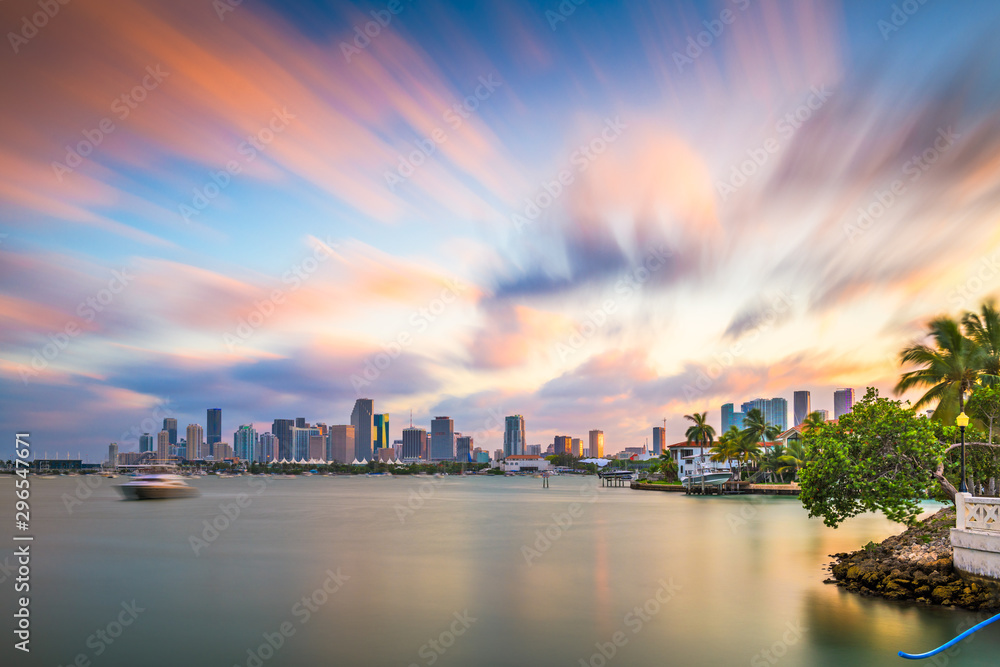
top-left (630, 481), bottom-right (800, 496)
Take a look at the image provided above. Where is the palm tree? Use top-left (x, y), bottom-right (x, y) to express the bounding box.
top-left (963, 301), bottom-right (1000, 384)
top-left (657, 452), bottom-right (678, 481)
top-left (777, 439), bottom-right (811, 479)
top-left (710, 426), bottom-right (742, 477)
top-left (801, 410), bottom-right (826, 432)
top-left (740, 408), bottom-right (778, 478)
top-left (684, 412), bottom-right (716, 466)
top-left (759, 444), bottom-right (787, 482)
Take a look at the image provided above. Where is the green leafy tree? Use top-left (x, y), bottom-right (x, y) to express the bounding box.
top-left (657, 453), bottom-right (678, 481)
top-left (777, 439), bottom-right (812, 479)
top-left (684, 412), bottom-right (715, 463)
top-left (759, 444), bottom-right (787, 482)
top-left (709, 426), bottom-right (741, 473)
top-left (801, 411), bottom-right (827, 432)
top-left (798, 388), bottom-right (945, 527)
top-left (968, 383), bottom-right (1000, 444)
top-left (962, 300), bottom-right (1000, 382)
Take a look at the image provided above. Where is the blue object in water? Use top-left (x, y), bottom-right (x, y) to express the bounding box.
top-left (899, 612), bottom-right (1000, 659)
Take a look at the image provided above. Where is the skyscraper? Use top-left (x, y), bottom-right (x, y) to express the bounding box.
top-left (272, 419), bottom-right (294, 460)
top-left (503, 415), bottom-right (526, 457)
top-left (741, 398), bottom-right (768, 417)
top-left (815, 409), bottom-right (830, 421)
top-left (139, 433), bottom-right (153, 453)
top-left (767, 397), bottom-right (788, 433)
top-left (430, 416), bottom-right (455, 461)
top-left (456, 435), bottom-right (473, 463)
top-left (207, 408), bottom-right (222, 455)
top-left (157, 430), bottom-right (169, 461)
top-left (374, 413), bottom-right (389, 450)
top-left (589, 430), bottom-right (604, 458)
top-left (834, 388), bottom-right (855, 419)
top-left (328, 425), bottom-right (356, 463)
top-left (163, 418), bottom-right (177, 446)
top-left (295, 417), bottom-right (306, 428)
top-left (721, 403), bottom-right (734, 431)
top-left (108, 442), bottom-right (118, 468)
top-left (234, 425), bottom-right (257, 461)
top-left (292, 426), bottom-right (320, 461)
top-left (186, 423), bottom-right (203, 461)
top-left (571, 438), bottom-right (582, 457)
top-left (351, 399), bottom-right (374, 461)
top-left (652, 427), bottom-right (665, 455)
top-left (401, 426), bottom-right (425, 460)
top-left (554, 435), bottom-right (571, 455)
top-left (793, 391), bottom-right (811, 427)
top-left (258, 432), bottom-right (277, 463)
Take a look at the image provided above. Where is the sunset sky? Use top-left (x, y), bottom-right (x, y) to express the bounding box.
top-left (3, 0), bottom-right (1000, 460)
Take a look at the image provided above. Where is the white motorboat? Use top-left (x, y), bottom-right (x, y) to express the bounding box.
top-left (681, 470), bottom-right (733, 487)
top-left (118, 474), bottom-right (199, 500)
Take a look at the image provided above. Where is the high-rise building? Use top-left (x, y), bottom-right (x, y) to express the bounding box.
top-left (741, 398), bottom-right (768, 418)
top-left (652, 427), bottom-right (665, 456)
top-left (157, 430), bottom-right (170, 461)
top-left (292, 426), bottom-right (320, 461)
top-left (834, 389), bottom-right (855, 419)
top-left (767, 397), bottom-right (788, 433)
top-left (351, 399), bottom-right (375, 462)
top-left (554, 435), bottom-right (571, 455)
top-left (309, 433), bottom-right (325, 461)
top-left (721, 403), bottom-right (734, 431)
top-left (215, 442), bottom-right (233, 460)
top-left (456, 435), bottom-right (473, 463)
top-left (328, 425), bottom-right (356, 463)
top-left (186, 423), bottom-right (203, 461)
top-left (589, 430), bottom-right (604, 458)
top-left (571, 438), bottom-right (582, 457)
top-left (527, 444), bottom-right (542, 456)
top-left (207, 408), bottom-right (222, 455)
top-left (234, 425), bottom-right (257, 461)
top-left (108, 442), bottom-right (118, 468)
top-left (815, 409), bottom-right (830, 421)
top-left (272, 419), bottom-right (294, 460)
top-left (430, 416), bottom-right (455, 461)
top-left (504, 415), bottom-right (526, 457)
top-left (374, 414), bottom-right (389, 451)
top-left (163, 418), bottom-right (177, 446)
top-left (258, 432), bottom-right (277, 463)
top-left (295, 417), bottom-right (306, 428)
top-left (139, 433), bottom-right (153, 453)
top-left (494, 448), bottom-right (504, 462)
top-left (793, 391), bottom-right (811, 427)
top-left (401, 427), bottom-right (426, 460)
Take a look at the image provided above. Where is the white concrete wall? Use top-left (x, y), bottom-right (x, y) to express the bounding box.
top-left (951, 493), bottom-right (1000, 581)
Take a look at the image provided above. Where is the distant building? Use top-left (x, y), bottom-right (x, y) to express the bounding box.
top-left (374, 413), bottom-right (389, 451)
top-left (430, 416), bottom-right (455, 461)
top-left (721, 403), bottom-right (735, 432)
top-left (571, 438), bottom-right (582, 457)
top-left (157, 430), bottom-right (170, 461)
top-left (401, 427), bottom-right (426, 461)
top-left (272, 419), bottom-right (294, 461)
top-left (292, 426), bottom-right (320, 460)
top-left (108, 442), bottom-right (118, 468)
top-left (207, 409), bottom-right (222, 454)
top-left (834, 389), bottom-right (855, 419)
top-left (258, 432), bottom-right (277, 463)
top-left (767, 397), bottom-right (788, 432)
top-left (476, 452), bottom-right (490, 464)
top-left (295, 417), bottom-right (306, 428)
top-left (793, 391), bottom-right (811, 427)
top-left (351, 399), bottom-right (375, 461)
top-left (652, 427), bottom-right (665, 456)
top-left (588, 430), bottom-right (604, 458)
top-left (554, 435), bottom-right (571, 455)
top-left (456, 435), bottom-right (473, 463)
top-left (494, 448), bottom-right (504, 462)
top-left (328, 425), bottom-right (356, 464)
top-left (504, 415), bottom-right (526, 457)
top-left (233, 425), bottom-right (257, 461)
top-left (163, 418), bottom-right (177, 446)
top-left (139, 433), bottom-right (153, 453)
top-left (815, 409), bottom-right (830, 421)
top-left (308, 433), bottom-right (325, 461)
top-left (186, 424), bottom-right (203, 461)
top-left (502, 455), bottom-right (551, 473)
top-left (215, 442), bottom-right (234, 460)
top-left (526, 444), bottom-right (542, 456)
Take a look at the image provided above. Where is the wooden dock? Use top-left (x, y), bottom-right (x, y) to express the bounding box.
top-left (630, 481), bottom-right (800, 496)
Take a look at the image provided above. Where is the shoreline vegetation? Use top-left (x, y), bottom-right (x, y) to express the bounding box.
top-left (828, 507), bottom-right (1000, 611)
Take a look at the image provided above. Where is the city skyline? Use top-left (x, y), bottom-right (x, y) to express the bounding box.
top-left (4, 1), bottom-right (1000, 463)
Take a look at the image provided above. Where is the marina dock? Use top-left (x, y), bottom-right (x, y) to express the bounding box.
top-left (630, 481), bottom-right (800, 496)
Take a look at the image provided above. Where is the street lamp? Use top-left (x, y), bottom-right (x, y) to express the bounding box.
top-left (957, 411), bottom-right (970, 493)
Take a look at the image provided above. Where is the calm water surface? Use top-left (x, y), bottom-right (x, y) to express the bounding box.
top-left (1, 474), bottom-right (997, 666)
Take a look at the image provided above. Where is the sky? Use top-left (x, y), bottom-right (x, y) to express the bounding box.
top-left (2, 0), bottom-right (1000, 461)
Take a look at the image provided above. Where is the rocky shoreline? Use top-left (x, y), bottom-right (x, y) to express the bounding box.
top-left (828, 507), bottom-right (1000, 611)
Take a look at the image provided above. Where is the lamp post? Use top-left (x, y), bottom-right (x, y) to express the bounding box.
top-left (957, 411), bottom-right (970, 493)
